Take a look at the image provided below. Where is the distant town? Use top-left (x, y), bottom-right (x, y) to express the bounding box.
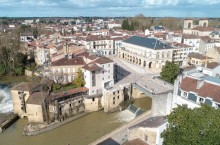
top-left (0, 16), bottom-right (220, 145)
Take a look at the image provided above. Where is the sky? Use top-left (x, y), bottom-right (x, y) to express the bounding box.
top-left (0, 0), bottom-right (220, 17)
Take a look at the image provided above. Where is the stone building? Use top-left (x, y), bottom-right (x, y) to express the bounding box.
top-left (47, 87), bottom-right (88, 123)
top-left (11, 82), bottom-right (43, 118)
top-left (118, 36), bottom-right (174, 71)
top-left (128, 116), bottom-right (167, 145)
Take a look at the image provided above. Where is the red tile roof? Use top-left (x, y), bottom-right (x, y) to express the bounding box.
top-left (82, 64), bottom-right (102, 72)
top-left (52, 56), bottom-right (86, 66)
top-left (93, 57), bottom-right (114, 64)
top-left (50, 87), bottom-right (88, 101)
top-left (180, 77), bottom-right (220, 102)
top-left (188, 52), bottom-right (213, 60)
top-left (192, 26), bottom-right (215, 32)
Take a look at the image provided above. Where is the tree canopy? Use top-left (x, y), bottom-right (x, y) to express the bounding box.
top-left (160, 61), bottom-right (181, 83)
top-left (162, 105), bottom-right (220, 145)
top-left (73, 68), bottom-right (85, 87)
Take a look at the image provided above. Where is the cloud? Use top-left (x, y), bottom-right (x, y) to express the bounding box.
top-left (0, 0), bottom-right (220, 17)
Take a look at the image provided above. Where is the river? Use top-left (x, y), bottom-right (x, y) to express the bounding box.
top-left (0, 76), bottom-right (152, 145)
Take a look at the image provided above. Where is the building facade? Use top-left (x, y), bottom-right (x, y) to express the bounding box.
top-left (118, 36), bottom-right (174, 71)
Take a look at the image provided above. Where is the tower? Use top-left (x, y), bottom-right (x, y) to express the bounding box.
top-left (199, 19), bottom-right (209, 27)
top-left (183, 19), bottom-right (194, 29)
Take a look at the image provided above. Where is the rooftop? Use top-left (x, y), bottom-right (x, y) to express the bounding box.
top-left (82, 63), bottom-right (102, 72)
top-left (11, 82), bottom-right (41, 91)
top-left (180, 76), bottom-right (220, 102)
top-left (26, 92), bottom-right (48, 105)
top-left (188, 52), bottom-right (213, 60)
top-left (123, 36), bottom-right (173, 50)
top-left (49, 87), bottom-right (88, 101)
top-left (52, 56), bottom-right (86, 66)
top-left (129, 116), bottom-right (166, 130)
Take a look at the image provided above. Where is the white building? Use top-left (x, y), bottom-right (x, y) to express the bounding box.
top-left (82, 35), bottom-right (114, 56)
top-left (182, 34), bottom-right (201, 52)
top-left (118, 36), bottom-right (175, 71)
top-left (107, 22), bottom-right (121, 29)
top-left (83, 56), bottom-right (114, 96)
top-left (172, 71), bottom-right (220, 109)
top-left (20, 32), bottom-right (34, 42)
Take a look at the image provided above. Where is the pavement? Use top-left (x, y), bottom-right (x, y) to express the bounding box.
top-left (109, 57), bottom-right (173, 94)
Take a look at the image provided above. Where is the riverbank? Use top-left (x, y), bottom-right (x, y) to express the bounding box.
top-left (0, 113), bottom-right (19, 133)
top-left (23, 112), bottom-right (89, 136)
top-left (0, 75), bottom-right (32, 86)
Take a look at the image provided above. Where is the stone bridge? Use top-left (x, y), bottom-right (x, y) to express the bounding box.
top-left (131, 83), bottom-right (173, 116)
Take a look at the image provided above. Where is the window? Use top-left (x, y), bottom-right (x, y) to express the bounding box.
top-left (183, 92), bottom-right (187, 97)
top-left (108, 64), bottom-right (110, 67)
top-left (103, 71), bottom-right (104, 74)
top-left (92, 98), bottom-right (95, 102)
top-left (118, 96), bottom-right (119, 99)
top-left (113, 92), bottom-right (115, 95)
top-left (78, 100), bottom-right (81, 104)
top-left (113, 97), bottom-right (115, 100)
top-left (69, 104), bottom-right (71, 107)
top-left (103, 78), bottom-right (104, 80)
top-left (199, 98), bottom-right (204, 103)
top-left (113, 101), bottom-right (115, 105)
top-left (118, 91), bottom-right (119, 94)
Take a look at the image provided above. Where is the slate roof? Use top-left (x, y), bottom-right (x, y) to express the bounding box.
top-left (11, 82), bottom-right (41, 91)
top-left (129, 116), bottom-right (166, 130)
top-left (123, 139), bottom-right (149, 145)
top-left (97, 138), bottom-right (120, 145)
top-left (123, 36), bottom-right (173, 50)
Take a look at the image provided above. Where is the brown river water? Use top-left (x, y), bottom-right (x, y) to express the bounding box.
top-left (0, 77), bottom-right (152, 145)
top-left (0, 97), bottom-right (152, 145)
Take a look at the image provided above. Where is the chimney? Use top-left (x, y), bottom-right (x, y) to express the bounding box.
top-left (196, 79), bottom-right (204, 89)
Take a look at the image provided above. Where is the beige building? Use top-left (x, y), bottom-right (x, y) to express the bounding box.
top-left (188, 52), bottom-right (214, 66)
top-left (26, 92), bottom-right (48, 123)
top-left (11, 82), bottom-right (43, 118)
top-left (119, 36), bottom-right (174, 71)
top-left (128, 116), bottom-right (167, 145)
top-left (207, 47), bottom-right (220, 63)
top-left (50, 55), bottom-right (86, 83)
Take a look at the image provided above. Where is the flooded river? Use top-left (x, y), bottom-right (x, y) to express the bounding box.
top-left (0, 77), bottom-right (152, 145)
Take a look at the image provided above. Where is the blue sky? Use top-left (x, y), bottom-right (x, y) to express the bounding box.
top-left (0, 0), bottom-right (220, 17)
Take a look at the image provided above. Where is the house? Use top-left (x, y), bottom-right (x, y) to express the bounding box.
top-left (118, 36), bottom-right (175, 71)
top-left (173, 71), bottom-right (220, 109)
top-left (200, 62), bottom-right (220, 77)
top-left (207, 47), bottom-right (220, 63)
top-left (182, 34), bottom-right (201, 52)
top-left (127, 116), bottom-right (167, 145)
top-left (145, 26), bottom-right (166, 35)
top-left (188, 52), bottom-right (214, 66)
top-left (172, 42), bottom-right (194, 66)
top-left (50, 55), bottom-right (86, 83)
top-left (11, 82), bottom-right (44, 119)
top-left (81, 35), bottom-right (114, 56)
top-left (20, 32), bottom-right (34, 42)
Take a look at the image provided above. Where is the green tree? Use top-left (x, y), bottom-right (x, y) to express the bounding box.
top-left (73, 68), bottom-right (85, 87)
top-left (160, 61), bottom-right (181, 83)
top-left (14, 66), bottom-right (24, 76)
top-left (162, 105), bottom-right (220, 145)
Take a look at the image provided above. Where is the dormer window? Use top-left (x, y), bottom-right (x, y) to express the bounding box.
top-left (183, 92), bottom-right (188, 97)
